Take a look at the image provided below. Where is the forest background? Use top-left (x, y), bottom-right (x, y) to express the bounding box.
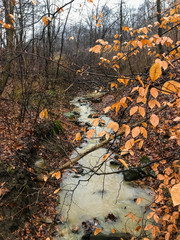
top-left (0, 0), bottom-right (179, 239)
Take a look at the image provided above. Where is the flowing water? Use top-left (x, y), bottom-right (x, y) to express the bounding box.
top-left (56, 95), bottom-right (154, 240)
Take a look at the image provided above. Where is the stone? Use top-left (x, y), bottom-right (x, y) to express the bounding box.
top-left (34, 159), bottom-right (45, 173)
top-left (64, 112), bottom-right (76, 119)
top-left (123, 168), bottom-right (147, 181)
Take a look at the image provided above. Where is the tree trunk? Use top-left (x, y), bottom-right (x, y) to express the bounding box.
top-left (156, 0), bottom-right (163, 55)
top-left (0, 0), bottom-right (14, 96)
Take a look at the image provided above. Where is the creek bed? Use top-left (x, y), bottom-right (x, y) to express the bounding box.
top-left (55, 96), bottom-right (154, 240)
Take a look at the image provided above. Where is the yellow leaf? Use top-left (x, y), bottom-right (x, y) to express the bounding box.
top-left (139, 106), bottom-right (145, 117)
top-left (94, 228), bottom-right (102, 236)
top-left (171, 183), bottom-right (180, 206)
top-left (119, 159), bottom-right (129, 169)
top-left (150, 114), bottom-right (159, 127)
top-left (162, 81), bottom-right (180, 95)
top-left (136, 197), bottom-right (142, 205)
top-left (54, 188), bottom-right (61, 194)
top-left (150, 62), bottom-right (162, 82)
top-left (125, 138), bottom-right (135, 150)
top-left (132, 126), bottom-right (140, 138)
top-left (55, 171), bottom-right (61, 180)
top-left (130, 106), bottom-right (138, 116)
top-left (150, 88), bottom-right (158, 98)
top-left (87, 129), bottom-right (95, 139)
top-left (39, 110), bottom-right (45, 119)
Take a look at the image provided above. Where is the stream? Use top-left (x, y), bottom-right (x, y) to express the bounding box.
top-left (55, 94), bottom-right (154, 240)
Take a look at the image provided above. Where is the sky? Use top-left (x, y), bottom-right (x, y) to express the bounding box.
top-left (126, 0), bottom-right (145, 8)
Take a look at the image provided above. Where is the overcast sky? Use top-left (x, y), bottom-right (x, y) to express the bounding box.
top-left (126, 0), bottom-right (145, 8)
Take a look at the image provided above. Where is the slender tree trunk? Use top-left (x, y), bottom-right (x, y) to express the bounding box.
top-left (119, 0), bottom-right (123, 52)
top-left (0, 0), bottom-right (14, 96)
top-left (156, 0), bottom-right (163, 54)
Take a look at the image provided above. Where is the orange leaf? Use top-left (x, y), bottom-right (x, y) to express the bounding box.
top-left (150, 114), bottom-right (159, 127)
top-left (93, 118), bottom-right (100, 127)
top-left (125, 138), bottom-right (135, 150)
top-left (139, 140), bottom-right (144, 149)
top-left (171, 183), bottom-right (180, 206)
top-left (147, 211), bottom-right (155, 219)
top-left (39, 110), bottom-right (45, 119)
top-left (132, 126), bottom-right (140, 138)
top-left (43, 175), bottom-right (48, 182)
top-left (104, 106), bottom-right (111, 113)
top-left (87, 129), bottom-right (95, 139)
top-left (130, 106), bottom-right (138, 116)
top-left (150, 88), bottom-right (158, 98)
top-left (54, 188), bottom-right (61, 194)
top-left (139, 106), bottom-right (145, 117)
top-left (140, 127), bottom-right (147, 138)
top-left (98, 130), bottom-right (106, 137)
top-left (114, 34), bottom-right (118, 39)
top-left (102, 154), bottom-right (110, 162)
top-left (55, 171), bottom-right (61, 180)
top-left (162, 80), bottom-right (180, 94)
top-left (94, 228), bottom-right (102, 236)
top-left (99, 12), bottom-right (103, 18)
top-left (89, 45), bottom-right (102, 53)
top-left (119, 159), bottom-right (129, 169)
top-left (107, 121), bottom-right (119, 132)
top-left (136, 197), bottom-right (142, 205)
top-left (123, 124), bottom-right (130, 137)
top-left (148, 99), bottom-right (156, 109)
top-left (112, 227), bottom-right (116, 233)
top-left (75, 132), bottom-right (81, 141)
top-left (144, 224), bottom-right (153, 231)
top-left (150, 62), bottom-right (162, 82)
top-left (32, 0), bottom-right (36, 5)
